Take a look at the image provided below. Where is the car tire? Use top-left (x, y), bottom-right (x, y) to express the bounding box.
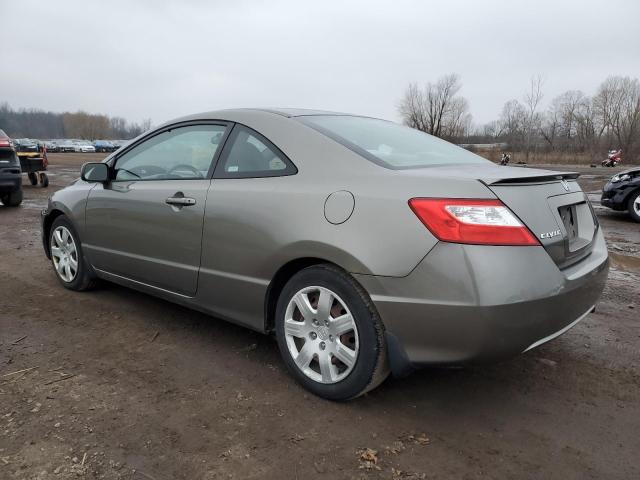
top-left (41, 173), bottom-right (49, 188)
top-left (1, 189), bottom-right (23, 207)
top-left (275, 264), bottom-right (389, 401)
top-left (627, 190), bottom-right (640, 223)
top-left (49, 216), bottom-right (97, 291)
top-left (28, 172), bottom-right (38, 185)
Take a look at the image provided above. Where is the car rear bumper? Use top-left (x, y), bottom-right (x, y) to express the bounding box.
top-left (0, 170), bottom-right (22, 193)
top-left (354, 228), bottom-right (609, 376)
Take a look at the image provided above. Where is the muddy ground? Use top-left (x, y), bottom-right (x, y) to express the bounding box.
top-left (1, 154), bottom-right (639, 479)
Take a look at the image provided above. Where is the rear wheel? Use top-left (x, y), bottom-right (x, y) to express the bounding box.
top-left (49, 216), bottom-right (96, 290)
top-left (1, 189), bottom-right (23, 207)
top-left (275, 264), bottom-right (388, 401)
top-left (28, 172), bottom-right (38, 185)
top-left (40, 173), bottom-right (49, 187)
top-left (627, 191), bottom-right (640, 223)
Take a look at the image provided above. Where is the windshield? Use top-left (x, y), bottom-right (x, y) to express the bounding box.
top-left (300, 115), bottom-right (489, 169)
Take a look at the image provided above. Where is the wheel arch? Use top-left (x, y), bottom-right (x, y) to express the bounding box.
top-left (263, 240), bottom-right (380, 333)
top-left (42, 209), bottom-right (66, 258)
top-left (623, 185), bottom-right (640, 206)
top-left (264, 257), bottom-right (350, 333)
top-left (625, 186), bottom-right (640, 220)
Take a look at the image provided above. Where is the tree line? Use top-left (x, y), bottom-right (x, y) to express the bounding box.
top-left (399, 74), bottom-right (640, 160)
top-left (0, 102), bottom-right (152, 140)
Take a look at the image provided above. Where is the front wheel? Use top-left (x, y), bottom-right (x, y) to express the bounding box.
top-left (49, 216), bottom-right (96, 290)
top-left (627, 191), bottom-right (640, 223)
top-left (275, 265), bottom-right (388, 401)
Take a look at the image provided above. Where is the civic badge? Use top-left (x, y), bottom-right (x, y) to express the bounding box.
top-left (561, 179), bottom-right (570, 191)
top-left (540, 229), bottom-right (561, 239)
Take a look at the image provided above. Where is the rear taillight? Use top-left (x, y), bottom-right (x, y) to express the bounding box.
top-left (0, 139), bottom-right (11, 148)
top-left (409, 198), bottom-right (539, 246)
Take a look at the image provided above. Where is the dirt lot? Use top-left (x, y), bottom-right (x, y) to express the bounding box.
top-left (1, 154), bottom-right (639, 479)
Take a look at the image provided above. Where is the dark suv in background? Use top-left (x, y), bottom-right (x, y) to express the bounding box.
top-left (0, 129), bottom-right (23, 206)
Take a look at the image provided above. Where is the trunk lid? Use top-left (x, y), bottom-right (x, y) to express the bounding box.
top-left (402, 164), bottom-right (598, 269)
top-left (482, 168), bottom-right (597, 269)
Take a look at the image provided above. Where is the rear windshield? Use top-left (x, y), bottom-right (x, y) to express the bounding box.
top-left (299, 115), bottom-right (489, 169)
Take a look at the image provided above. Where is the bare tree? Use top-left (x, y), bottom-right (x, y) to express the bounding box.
top-left (482, 120), bottom-right (503, 140)
top-left (523, 75), bottom-right (544, 161)
top-left (594, 76), bottom-right (640, 154)
top-left (398, 74), bottom-right (471, 140)
top-left (398, 83), bottom-right (428, 132)
top-left (554, 90), bottom-right (585, 142)
top-left (499, 99), bottom-right (527, 148)
top-left (540, 109), bottom-right (559, 149)
top-left (573, 96), bottom-right (603, 158)
top-left (397, 73), bottom-right (639, 158)
top-left (140, 118), bottom-right (153, 132)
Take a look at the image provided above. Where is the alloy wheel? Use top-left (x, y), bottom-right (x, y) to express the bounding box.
top-left (51, 226), bottom-right (78, 282)
top-left (284, 286), bottom-right (359, 384)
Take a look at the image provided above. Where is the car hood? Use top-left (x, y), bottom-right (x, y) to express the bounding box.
top-left (614, 166), bottom-right (640, 176)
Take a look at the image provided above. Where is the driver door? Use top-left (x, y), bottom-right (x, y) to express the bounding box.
top-left (83, 122), bottom-right (229, 296)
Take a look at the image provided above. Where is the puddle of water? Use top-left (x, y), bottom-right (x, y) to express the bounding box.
top-left (580, 175), bottom-right (606, 179)
top-left (20, 200), bottom-right (48, 210)
top-left (587, 193), bottom-right (601, 204)
top-left (609, 251), bottom-right (640, 273)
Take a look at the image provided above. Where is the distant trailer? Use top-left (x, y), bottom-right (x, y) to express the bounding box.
top-left (17, 148), bottom-right (49, 187)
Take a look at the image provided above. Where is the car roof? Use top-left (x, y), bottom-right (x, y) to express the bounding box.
top-left (247, 108), bottom-right (352, 117)
top-left (169, 107), bottom-right (363, 125)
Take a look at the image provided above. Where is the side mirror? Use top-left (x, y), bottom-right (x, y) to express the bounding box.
top-left (80, 162), bottom-right (109, 183)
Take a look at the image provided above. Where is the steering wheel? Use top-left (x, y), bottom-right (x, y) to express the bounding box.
top-left (126, 165), bottom-right (165, 177)
top-left (167, 164), bottom-right (202, 178)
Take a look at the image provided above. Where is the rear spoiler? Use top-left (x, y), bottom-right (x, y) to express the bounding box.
top-left (484, 172), bottom-right (580, 186)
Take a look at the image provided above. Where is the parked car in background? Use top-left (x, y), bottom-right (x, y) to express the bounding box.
top-left (94, 140), bottom-right (117, 153)
top-left (74, 142), bottom-right (96, 153)
top-left (44, 141), bottom-right (60, 152)
top-left (40, 108), bottom-right (608, 400)
top-left (113, 140), bottom-right (126, 150)
top-left (15, 138), bottom-right (40, 153)
top-left (0, 129), bottom-right (22, 206)
top-left (59, 140), bottom-right (76, 153)
top-left (601, 167), bottom-right (640, 222)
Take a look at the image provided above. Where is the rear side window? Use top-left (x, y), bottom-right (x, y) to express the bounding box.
top-left (214, 125), bottom-right (296, 178)
top-left (299, 115), bottom-right (489, 169)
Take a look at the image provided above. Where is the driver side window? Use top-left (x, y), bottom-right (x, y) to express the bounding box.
top-left (114, 124), bottom-right (226, 181)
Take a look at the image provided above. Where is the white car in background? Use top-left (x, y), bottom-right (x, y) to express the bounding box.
top-left (74, 142), bottom-right (96, 153)
top-left (58, 140), bottom-right (76, 152)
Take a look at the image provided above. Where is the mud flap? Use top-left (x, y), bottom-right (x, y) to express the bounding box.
top-left (385, 332), bottom-right (415, 378)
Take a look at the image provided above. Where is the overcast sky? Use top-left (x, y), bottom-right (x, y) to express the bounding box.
top-left (2, 0), bottom-right (639, 127)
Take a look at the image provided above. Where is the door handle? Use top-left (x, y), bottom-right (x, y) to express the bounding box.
top-left (165, 196), bottom-right (196, 206)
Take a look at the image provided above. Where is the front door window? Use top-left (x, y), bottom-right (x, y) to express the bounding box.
top-left (115, 125), bottom-right (226, 181)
